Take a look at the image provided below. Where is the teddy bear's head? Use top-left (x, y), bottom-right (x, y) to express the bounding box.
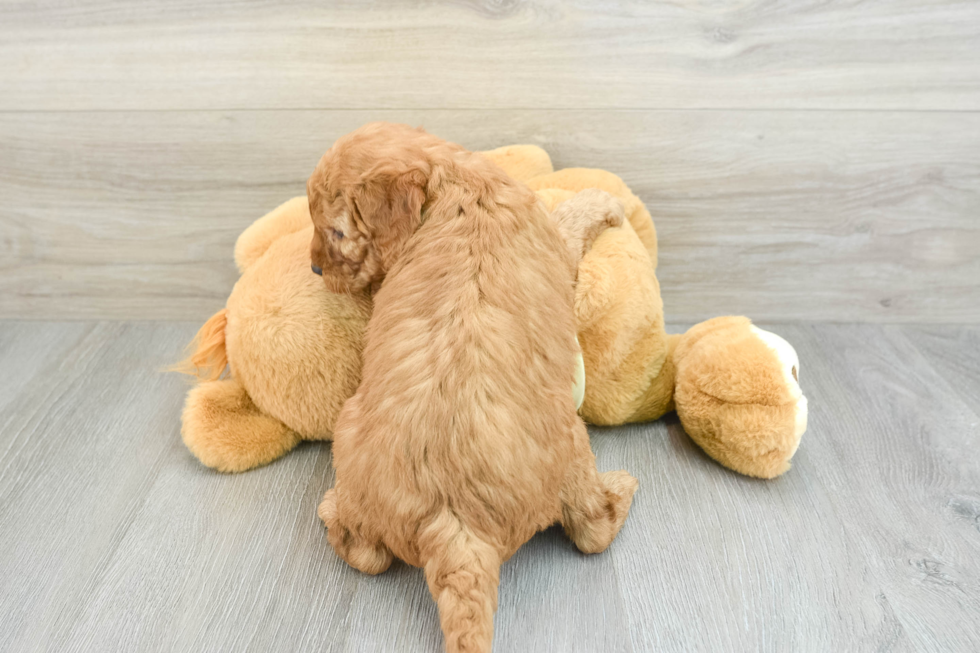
top-left (227, 228), bottom-right (371, 439)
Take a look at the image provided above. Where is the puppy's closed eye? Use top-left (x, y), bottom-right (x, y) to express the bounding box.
top-left (332, 229), bottom-right (345, 240)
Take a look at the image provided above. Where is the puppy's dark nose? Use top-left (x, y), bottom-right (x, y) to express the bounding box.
top-left (311, 264), bottom-right (323, 276)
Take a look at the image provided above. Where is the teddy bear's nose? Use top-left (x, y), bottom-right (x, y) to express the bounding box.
top-left (311, 264), bottom-right (323, 276)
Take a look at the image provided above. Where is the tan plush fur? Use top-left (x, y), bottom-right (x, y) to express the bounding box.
top-left (182, 378), bottom-right (300, 473)
top-left (305, 123), bottom-right (637, 653)
top-left (549, 188), bottom-right (626, 272)
top-left (673, 316), bottom-right (804, 478)
top-left (233, 195), bottom-right (312, 272)
top-left (172, 308), bottom-right (229, 382)
top-left (227, 228), bottom-right (371, 440)
top-left (527, 168), bottom-right (658, 267)
top-left (176, 140), bottom-right (807, 481)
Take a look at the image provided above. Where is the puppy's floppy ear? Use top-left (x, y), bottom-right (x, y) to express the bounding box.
top-left (346, 162), bottom-right (427, 270)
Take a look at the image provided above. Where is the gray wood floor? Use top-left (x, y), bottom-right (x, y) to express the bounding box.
top-left (1, 321), bottom-right (977, 652)
top-left (3, 1), bottom-right (978, 650)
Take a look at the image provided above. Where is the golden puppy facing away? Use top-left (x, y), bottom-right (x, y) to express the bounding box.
top-left (308, 122), bottom-right (637, 653)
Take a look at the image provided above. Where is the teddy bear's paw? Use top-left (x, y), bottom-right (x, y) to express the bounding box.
top-left (673, 317), bottom-right (809, 479)
top-left (181, 379), bottom-right (302, 473)
top-left (749, 326), bottom-right (808, 450)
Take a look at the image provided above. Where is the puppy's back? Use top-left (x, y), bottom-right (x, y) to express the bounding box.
top-left (335, 156), bottom-right (580, 558)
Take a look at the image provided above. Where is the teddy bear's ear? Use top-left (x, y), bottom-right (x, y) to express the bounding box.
top-left (480, 145), bottom-right (554, 182)
top-left (526, 168), bottom-right (658, 267)
top-left (235, 197), bottom-right (313, 273)
top-left (551, 189), bottom-right (625, 271)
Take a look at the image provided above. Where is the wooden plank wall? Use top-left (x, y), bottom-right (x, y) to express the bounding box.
top-left (1, 0), bottom-right (978, 322)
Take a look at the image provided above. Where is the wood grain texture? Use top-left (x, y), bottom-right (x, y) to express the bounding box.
top-left (2, 109), bottom-right (978, 322)
top-left (902, 326), bottom-right (980, 418)
top-left (1, 0), bottom-right (979, 111)
top-left (0, 322), bottom-right (192, 651)
top-left (1, 322), bottom-right (979, 651)
top-left (602, 323), bottom-right (980, 651)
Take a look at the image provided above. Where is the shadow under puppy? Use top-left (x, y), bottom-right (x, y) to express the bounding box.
top-left (308, 122), bottom-right (638, 653)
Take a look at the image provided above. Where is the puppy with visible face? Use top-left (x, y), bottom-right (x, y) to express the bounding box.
top-left (309, 122), bottom-right (637, 653)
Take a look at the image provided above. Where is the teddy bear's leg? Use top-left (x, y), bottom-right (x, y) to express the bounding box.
top-left (572, 228), bottom-right (679, 425)
top-left (559, 419), bottom-right (638, 554)
top-left (318, 488), bottom-right (394, 575)
top-left (181, 378), bottom-right (302, 473)
top-left (672, 316), bottom-right (808, 479)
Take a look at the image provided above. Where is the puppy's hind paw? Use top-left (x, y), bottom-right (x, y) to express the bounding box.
top-left (318, 489), bottom-right (338, 527)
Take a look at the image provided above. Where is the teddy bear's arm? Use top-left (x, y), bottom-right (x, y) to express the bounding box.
top-left (234, 196), bottom-right (313, 273)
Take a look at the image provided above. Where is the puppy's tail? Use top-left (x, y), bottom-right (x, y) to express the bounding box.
top-left (422, 513), bottom-right (501, 653)
top-left (169, 308), bottom-right (229, 381)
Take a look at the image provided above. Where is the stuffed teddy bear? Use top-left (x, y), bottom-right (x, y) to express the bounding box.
top-left (177, 145), bottom-right (807, 479)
